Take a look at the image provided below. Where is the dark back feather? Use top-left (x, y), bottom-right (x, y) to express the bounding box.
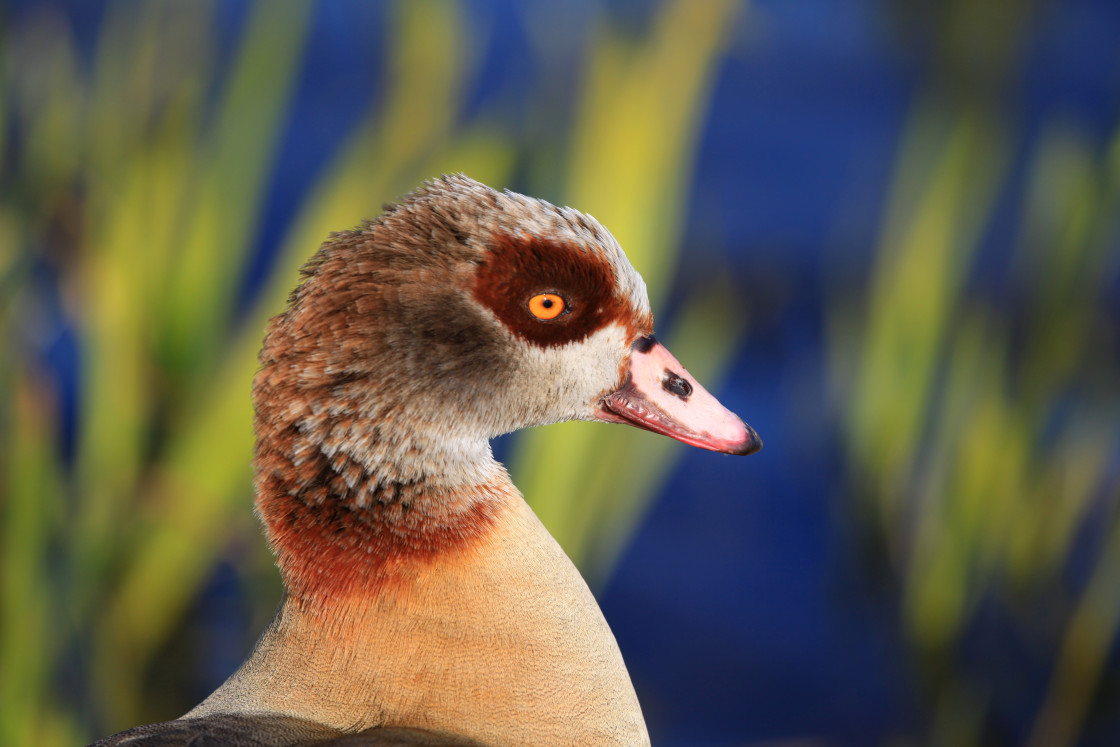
top-left (89, 714), bottom-right (488, 747)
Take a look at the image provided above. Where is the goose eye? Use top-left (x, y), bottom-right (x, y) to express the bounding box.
top-left (528, 293), bottom-right (567, 321)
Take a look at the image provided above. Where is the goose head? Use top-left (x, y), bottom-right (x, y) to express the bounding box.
top-left (258, 174), bottom-right (758, 453)
top-left (253, 174), bottom-right (759, 597)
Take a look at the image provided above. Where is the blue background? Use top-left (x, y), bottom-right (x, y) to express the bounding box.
top-left (5, 0), bottom-right (1120, 744)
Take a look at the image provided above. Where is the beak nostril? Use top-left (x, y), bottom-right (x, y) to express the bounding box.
top-left (662, 370), bottom-right (692, 399)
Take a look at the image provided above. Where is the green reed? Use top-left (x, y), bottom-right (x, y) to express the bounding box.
top-left (831, 100), bottom-right (1120, 746)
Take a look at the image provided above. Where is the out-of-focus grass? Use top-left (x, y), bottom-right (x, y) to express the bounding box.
top-left (829, 1), bottom-right (1120, 741)
top-left (15, 1), bottom-right (1118, 745)
top-left (0, 1), bottom-right (743, 743)
top-left (830, 98), bottom-right (1120, 747)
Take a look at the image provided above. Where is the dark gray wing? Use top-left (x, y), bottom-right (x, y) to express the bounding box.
top-left (88, 714), bottom-right (487, 747)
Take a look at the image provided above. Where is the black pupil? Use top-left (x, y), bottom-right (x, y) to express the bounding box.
top-left (541, 297), bottom-right (554, 308)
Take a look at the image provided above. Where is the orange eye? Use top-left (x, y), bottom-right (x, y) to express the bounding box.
top-left (528, 293), bottom-right (567, 320)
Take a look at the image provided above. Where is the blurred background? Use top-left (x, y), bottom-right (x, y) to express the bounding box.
top-left (1, 0), bottom-right (1119, 745)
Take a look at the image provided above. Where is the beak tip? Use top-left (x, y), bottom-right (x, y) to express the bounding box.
top-left (728, 424), bottom-right (763, 456)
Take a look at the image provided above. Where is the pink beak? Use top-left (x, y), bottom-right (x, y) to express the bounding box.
top-left (593, 336), bottom-right (762, 456)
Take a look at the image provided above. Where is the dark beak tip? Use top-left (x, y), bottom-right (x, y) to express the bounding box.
top-left (731, 425), bottom-right (763, 456)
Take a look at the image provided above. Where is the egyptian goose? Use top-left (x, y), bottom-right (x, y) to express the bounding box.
top-left (92, 175), bottom-right (761, 746)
